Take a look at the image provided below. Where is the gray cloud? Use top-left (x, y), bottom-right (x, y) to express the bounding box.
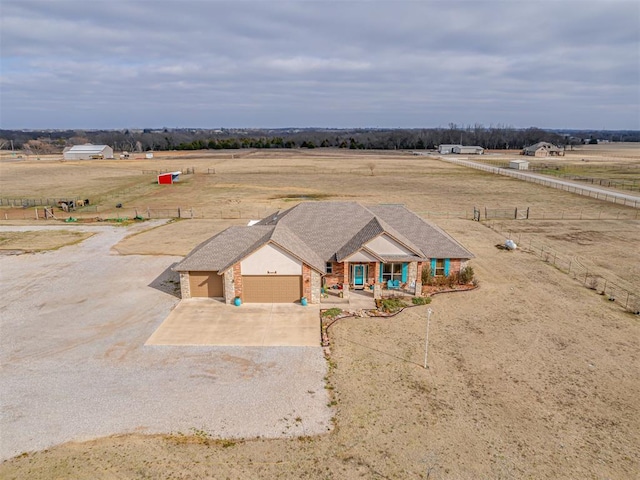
top-left (1, 0), bottom-right (638, 129)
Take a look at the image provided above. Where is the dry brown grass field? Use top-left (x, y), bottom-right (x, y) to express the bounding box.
top-left (1, 145), bottom-right (639, 478)
top-left (0, 230), bottom-right (93, 252)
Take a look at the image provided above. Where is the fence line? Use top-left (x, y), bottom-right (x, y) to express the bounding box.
top-left (0, 197), bottom-right (82, 207)
top-left (475, 160), bottom-right (639, 192)
top-left (485, 222), bottom-right (639, 314)
top-left (438, 157), bottom-right (640, 208)
top-left (0, 206), bottom-right (275, 221)
top-left (141, 167), bottom-right (196, 175)
top-left (479, 206), bottom-right (639, 221)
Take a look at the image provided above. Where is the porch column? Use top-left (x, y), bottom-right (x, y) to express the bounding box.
top-left (373, 262), bottom-right (382, 299)
top-left (342, 261), bottom-right (350, 299)
top-left (414, 262), bottom-right (423, 296)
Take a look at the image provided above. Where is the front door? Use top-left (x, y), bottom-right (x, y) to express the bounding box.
top-left (352, 264), bottom-right (366, 289)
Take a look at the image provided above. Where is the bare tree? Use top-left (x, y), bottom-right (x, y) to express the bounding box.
top-left (367, 162), bottom-right (376, 176)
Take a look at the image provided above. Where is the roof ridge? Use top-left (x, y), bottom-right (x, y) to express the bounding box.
top-left (335, 216), bottom-right (384, 261)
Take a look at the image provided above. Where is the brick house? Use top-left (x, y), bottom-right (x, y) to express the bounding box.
top-left (523, 142), bottom-right (564, 157)
top-left (174, 202), bottom-right (474, 304)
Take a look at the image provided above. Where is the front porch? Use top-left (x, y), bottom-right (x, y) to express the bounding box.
top-left (320, 282), bottom-right (416, 310)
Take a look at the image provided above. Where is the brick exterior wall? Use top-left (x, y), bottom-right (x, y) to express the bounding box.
top-left (323, 262), bottom-right (344, 288)
top-left (180, 272), bottom-right (191, 299)
top-left (450, 259), bottom-right (462, 274)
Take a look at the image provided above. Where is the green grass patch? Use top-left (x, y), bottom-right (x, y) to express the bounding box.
top-left (322, 308), bottom-right (343, 319)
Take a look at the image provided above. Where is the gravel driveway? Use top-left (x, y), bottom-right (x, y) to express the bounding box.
top-left (0, 223), bottom-right (331, 461)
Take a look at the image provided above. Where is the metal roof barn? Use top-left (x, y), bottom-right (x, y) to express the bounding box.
top-left (62, 144), bottom-right (114, 160)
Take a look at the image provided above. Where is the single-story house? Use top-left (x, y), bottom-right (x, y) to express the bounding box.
top-left (62, 144), bottom-right (114, 160)
top-left (509, 159), bottom-right (529, 170)
top-left (174, 202), bottom-right (474, 304)
top-left (452, 145), bottom-right (484, 155)
top-left (523, 142), bottom-right (564, 157)
top-left (438, 144), bottom-right (460, 154)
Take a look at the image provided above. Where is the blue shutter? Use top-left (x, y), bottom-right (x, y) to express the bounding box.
top-left (379, 263), bottom-right (384, 282)
top-left (401, 263), bottom-right (408, 283)
top-left (444, 258), bottom-right (450, 276)
top-left (430, 258), bottom-right (436, 276)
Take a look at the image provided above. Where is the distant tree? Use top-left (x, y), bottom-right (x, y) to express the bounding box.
top-left (367, 162), bottom-right (376, 176)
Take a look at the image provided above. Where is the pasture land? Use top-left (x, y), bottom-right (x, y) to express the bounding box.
top-left (0, 230), bottom-right (93, 252)
top-left (1, 145), bottom-right (639, 478)
top-left (1, 220), bottom-right (638, 479)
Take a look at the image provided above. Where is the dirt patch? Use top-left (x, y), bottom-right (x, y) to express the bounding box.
top-left (0, 230), bottom-right (93, 251)
top-left (113, 218), bottom-right (247, 256)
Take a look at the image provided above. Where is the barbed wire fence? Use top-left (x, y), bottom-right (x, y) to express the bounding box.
top-left (485, 221), bottom-right (639, 314)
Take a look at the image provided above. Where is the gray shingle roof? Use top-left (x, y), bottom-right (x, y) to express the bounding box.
top-left (174, 226), bottom-right (274, 272)
top-left (175, 201), bottom-right (473, 273)
top-left (524, 142), bottom-right (561, 153)
top-left (368, 204), bottom-right (474, 259)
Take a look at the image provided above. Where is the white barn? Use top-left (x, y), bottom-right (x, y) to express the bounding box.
top-left (452, 145), bottom-right (484, 155)
top-left (63, 144), bottom-right (114, 160)
top-left (438, 144), bottom-right (460, 154)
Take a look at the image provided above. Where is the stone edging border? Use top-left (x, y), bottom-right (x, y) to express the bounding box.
top-left (320, 284), bottom-right (479, 348)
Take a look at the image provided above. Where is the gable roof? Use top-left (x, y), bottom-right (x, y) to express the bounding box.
top-left (65, 144), bottom-right (111, 153)
top-left (524, 142), bottom-right (561, 153)
top-left (367, 204), bottom-right (474, 259)
top-left (175, 202), bottom-right (473, 274)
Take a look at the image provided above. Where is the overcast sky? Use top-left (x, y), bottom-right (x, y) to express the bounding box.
top-left (1, 0), bottom-right (639, 130)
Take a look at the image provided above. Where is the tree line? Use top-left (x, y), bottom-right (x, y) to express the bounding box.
top-left (1, 125), bottom-right (638, 154)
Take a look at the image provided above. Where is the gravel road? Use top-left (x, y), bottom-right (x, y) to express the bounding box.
top-left (0, 223), bottom-right (331, 461)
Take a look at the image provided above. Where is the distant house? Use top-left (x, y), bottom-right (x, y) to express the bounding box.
top-left (523, 142), bottom-right (564, 157)
top-left (509, 159), bottom-right (529, 170)
top-left (452, 145), bottom-right (484, 155)
top-left (438, 144), bottom-right (460, 154)
top-left (174, 202), bottom-right (474, 304)
top-left (63, 144), bottom-right (114, 160)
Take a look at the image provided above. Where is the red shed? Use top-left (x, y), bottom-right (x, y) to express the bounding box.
top-left (158, 171), bottom-right (181, 184)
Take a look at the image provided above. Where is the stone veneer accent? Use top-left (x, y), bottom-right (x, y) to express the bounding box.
top-left (341, 261), bottom-right (350, 299)
top-left (224, 268), bottom-right (235, 304)
top-left (232, 264), bottom-right (242, 301)
top-left (302, 264), bottom-right (312, 301)
top-left (407, 262), bottom-right (418, 287)
top-left (310, 269), bottom-right (321, 304)
top-left (414, 262), bottom-right (423, 296)
top-left (180, 272), bottom-right (191, 299)
top-left (373, 261), bottom-right (382, 299)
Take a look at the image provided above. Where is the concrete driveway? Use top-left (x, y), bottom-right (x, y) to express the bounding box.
top-left (146, 299), bottom-right (320, 346)
top-left (0, 224), bottom-right (331, 461)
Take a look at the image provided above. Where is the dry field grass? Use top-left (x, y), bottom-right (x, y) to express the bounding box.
top-left (1, 146), bottom-right (639, 478)
top-left (0, 230), bottom-right (93, 252)
top-left (1, 220), bottom-right (638, 479)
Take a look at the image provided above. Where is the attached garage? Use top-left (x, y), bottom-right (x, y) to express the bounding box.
top-left (242, 275), bottom-right (302, 303)
top-left (189, 272), bottom-right (223, 298)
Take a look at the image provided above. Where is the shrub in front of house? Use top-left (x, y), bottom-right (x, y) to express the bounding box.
top-left (380, 298), bottom-right (408, 313)
top-left (411, 297), bottom-right (432, 305)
